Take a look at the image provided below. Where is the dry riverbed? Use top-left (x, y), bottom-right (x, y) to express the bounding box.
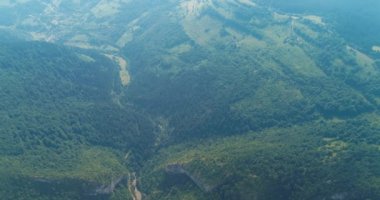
top-left (128, 173), bottom-right (142, 200)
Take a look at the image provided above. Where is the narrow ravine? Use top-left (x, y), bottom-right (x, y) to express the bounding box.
top-left (128, 172), bottom-right (142, 200)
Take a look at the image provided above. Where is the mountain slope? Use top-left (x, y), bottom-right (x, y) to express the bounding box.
top-left (1, 0), bottom-right (380, 199)
top-left (122, 0), bottom-right (379, 142)
top-left (119, 1), bottom-right (380, 199)
top-left (0, 39), bottom-right (155, 199)
top-left (141, 114), bottom-right (380, 199)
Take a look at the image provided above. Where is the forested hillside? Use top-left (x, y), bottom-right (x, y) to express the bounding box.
top-left (0, 0), bottom-right (380, 199)
top-left (0, 39), bottom-right (156, 199)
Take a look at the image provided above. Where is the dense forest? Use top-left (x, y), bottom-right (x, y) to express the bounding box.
top-left (0, 40), bottom-right (156, 199)
top-left (0, 0), bottom-right (380, 199)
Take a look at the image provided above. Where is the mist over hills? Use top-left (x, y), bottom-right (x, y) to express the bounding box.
top-left (1, 0), bottom-right (380, 199)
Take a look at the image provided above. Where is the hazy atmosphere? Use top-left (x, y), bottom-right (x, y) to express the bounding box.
top-left (0, 0), bottom-right (380, 199)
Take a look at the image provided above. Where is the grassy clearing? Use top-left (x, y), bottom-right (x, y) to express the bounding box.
top-left (372, 46), bottom-right (380, 52)
top-left (91, 0), bottom-right (121, 18)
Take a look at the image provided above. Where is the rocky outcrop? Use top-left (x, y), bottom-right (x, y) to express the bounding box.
top-left (165, 163), bottom-right (217, 192)
top-left (95, 176), bottom-right (126, 195)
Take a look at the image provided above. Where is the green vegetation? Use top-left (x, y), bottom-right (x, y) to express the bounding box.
top-left (0, 40), bottom-right (154, 199)
top-left (141, 115), bottom-right (380, 199)
top-left (119, 2), bottom-right (380, 199)
top-left (123, 1), bottom-right (378, 142)
top-left (1, 0), bottom-right (380, 199)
